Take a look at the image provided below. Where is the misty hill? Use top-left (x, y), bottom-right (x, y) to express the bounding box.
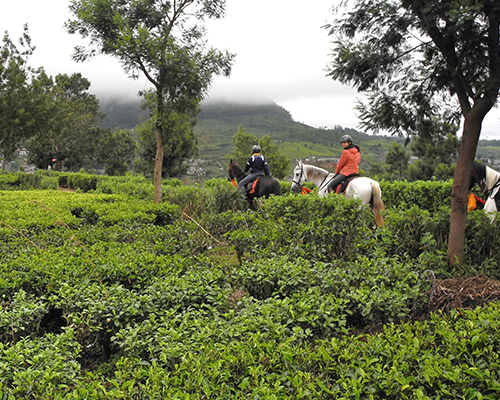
top-left (99, 98), bottom-right (398, 166)
top-left (99, 98), bottom-right (149, 130)
top-left (99, 98), bottom-right (500, 169)
top-left (195, 101), bottom-right (376, 161)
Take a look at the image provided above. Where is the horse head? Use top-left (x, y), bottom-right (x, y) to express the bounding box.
top-left (228, 159), bottom-right (245, 182)
top-left (471, 162), bottom-right (487, 192)
top-left (291, 159), bottom-right (306, 193)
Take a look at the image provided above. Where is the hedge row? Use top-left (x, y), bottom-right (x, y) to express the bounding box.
top-left (0, 171), bottom-right (457, 212)
top-left (1, 180), bottom-right (499, 398)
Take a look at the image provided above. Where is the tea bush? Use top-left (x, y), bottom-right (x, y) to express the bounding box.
top-left (380, 179), bottom-right (453, 211)
top-left (1, 177), bottom-right (500, 399)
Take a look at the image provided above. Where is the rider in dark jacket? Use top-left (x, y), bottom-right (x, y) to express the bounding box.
top-left (239, 145), bottom-right (270, 196)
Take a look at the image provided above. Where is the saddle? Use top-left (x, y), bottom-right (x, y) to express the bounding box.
top-left (330, 173), bottom-right (359, 194)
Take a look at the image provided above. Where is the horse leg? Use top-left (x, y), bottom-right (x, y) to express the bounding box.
top-left (484, 198), bottom-right (497, 222)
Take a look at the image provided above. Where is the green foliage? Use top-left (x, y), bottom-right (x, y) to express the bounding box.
top-left (407, 130), bottom-right (459, 181)
top-left (0, 330), bottom-right (81, 397)
top-left (384, 141), bottom-right (410, 180)
top-left (228, 126), bottom-right (291, 180)
top-left (380, 179), bottom-right (453, 212)
top-left (0, 27), bottom-right (48, 165)
top-left (26, 73), bottom-right (109, 172)
top-left (0, 171), bottom-right (58, 190)
top-left (67, 172), bottom-right (99, 192)
top-left (95, 128), bottom-right (137, 176)
top-left (134, 113), bottom-right (198, 178)
top-left (2, 178), bottom-right (500, 398)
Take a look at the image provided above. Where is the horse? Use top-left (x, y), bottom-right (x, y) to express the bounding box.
top-left (470, 161), bottom-right (500, 215)
top-left (291, 160), bottom-right (385, 227)
top-left (228, 159), bottom-right (281, 204)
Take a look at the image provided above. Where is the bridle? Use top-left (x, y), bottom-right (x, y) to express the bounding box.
top-left (228, 163), bottom-right (244, 182)
top-left (484, 168), bottom-right (500, 199)
top-left (292, 163), bottom-right (306, 192)
top-left (293, 163), bottom-right (335, 194)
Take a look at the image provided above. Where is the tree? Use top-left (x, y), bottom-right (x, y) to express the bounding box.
top-left (134, 113), bottom-right (197, 178)
top-left (0, 27), bottom-right (44, 170)
top-left (408, 122), bottom-right (459, 181)
top-left (326, 0), bottom-right (500, 265)
top-left (385, 142), bottom-right (409, 180)
top-left (230, 126), bottom-right (290, 180)
top-left (66, 0), bottom-right (234, 203)
top-left (95, 128), bottom-right (137, 175)
top-left (257, 135), bottom-right (290, 180)
top-left (26, 73), bottom-right (108, 171)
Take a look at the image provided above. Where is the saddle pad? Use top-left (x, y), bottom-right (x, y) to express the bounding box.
top-left (249, 179), bottom-right (259, 194)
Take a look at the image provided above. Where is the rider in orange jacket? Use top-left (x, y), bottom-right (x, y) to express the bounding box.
top-left (327, 134), bottom-right (361, 193)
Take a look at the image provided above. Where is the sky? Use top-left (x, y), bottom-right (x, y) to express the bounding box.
top-left (2, 0), bottom-right (500, 138)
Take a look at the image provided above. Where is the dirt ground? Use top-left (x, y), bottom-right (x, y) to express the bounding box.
top-left (428, 275), bottom-right (500, 313)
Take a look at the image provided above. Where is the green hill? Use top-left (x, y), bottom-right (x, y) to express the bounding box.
top-left (100, 98), bottom-right (500, 175)
top-left (194, 101), bottom-right (401, 167)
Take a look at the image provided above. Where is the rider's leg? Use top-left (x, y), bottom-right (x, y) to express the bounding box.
top-left (327, 174), bottom-right (346, 193)
top-left (238, 173), bottom-right (260, 197)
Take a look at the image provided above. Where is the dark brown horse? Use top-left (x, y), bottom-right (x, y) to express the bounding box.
top-left (228, 159), bottom-right (281, 204)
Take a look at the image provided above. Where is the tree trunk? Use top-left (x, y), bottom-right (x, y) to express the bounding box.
top-left (154, 126), bottom-right (164, 204)
top-left (447, 113), bottom-right (482, 265)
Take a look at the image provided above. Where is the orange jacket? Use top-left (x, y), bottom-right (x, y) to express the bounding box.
top-left (335, 145), bottom-right (360, 176)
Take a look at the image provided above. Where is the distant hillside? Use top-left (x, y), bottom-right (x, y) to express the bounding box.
top-left (99, 97), bottom-right (149, 130)
top-left (98, 98), bottom-right (404, 169)
top-left (194, 101), bottom-right (400, 169)
top-left (99, 98), bottom-right (500, 171)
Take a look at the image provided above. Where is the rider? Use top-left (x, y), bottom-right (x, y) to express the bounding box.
top-left (327, 134), bottom-right (361, 193)
top-left (239, 144), bottom-right (271, 197)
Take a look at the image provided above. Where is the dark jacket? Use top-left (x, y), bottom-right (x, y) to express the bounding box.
top-left (244, 153), bottom-right (270, 175)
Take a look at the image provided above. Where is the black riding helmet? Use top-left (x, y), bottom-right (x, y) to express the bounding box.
top-left (252, 145), bottom-right (261, 153)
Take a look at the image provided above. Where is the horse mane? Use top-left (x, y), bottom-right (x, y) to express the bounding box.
top-left (485, 165), bottom-right (500, 189)
top-left (229, 160), bottom-right (245, 179)
top-left (303, 163), bottom-right (330, 180)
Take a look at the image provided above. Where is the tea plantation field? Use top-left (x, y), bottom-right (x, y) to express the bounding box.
top-left (1, 171), bottom-right (500, 399)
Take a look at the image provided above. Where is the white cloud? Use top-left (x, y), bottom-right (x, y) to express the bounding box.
top-left (1, 0), bottom-right (499, 138)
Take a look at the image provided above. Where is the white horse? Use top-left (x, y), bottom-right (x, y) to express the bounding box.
top-left (470, 161), bottom-right (500, 215)
top-left (291, 160), bottom-right (385, 227)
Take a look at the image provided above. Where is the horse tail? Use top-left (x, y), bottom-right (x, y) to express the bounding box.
top-left (371, 181), bottom-right (385, 227)
top-left (272, 179), bottom-right (281, 196)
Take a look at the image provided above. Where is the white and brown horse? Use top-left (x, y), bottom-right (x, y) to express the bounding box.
top-left (291, 160), bottom-right (385, 226)
top-left (470, 161), bottom-right (500, 215)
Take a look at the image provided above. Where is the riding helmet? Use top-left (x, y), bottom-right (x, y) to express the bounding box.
top-left (340, 134), bottom-right (353, 144)
top-left (252, 145), bottom-right (261, 153)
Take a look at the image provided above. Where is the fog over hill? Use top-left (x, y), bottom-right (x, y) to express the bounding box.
top-left (98, 96), bottom-right (500, 168)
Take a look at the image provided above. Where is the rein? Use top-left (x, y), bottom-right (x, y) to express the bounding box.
top-left (293, 164), bottom-right (336, 193)
top-left (292, 163), bottom-right (305, 191)
top-left (317, 173), bottom-right (336, 193)
top-left (487, 178), bottom-right (500, 198)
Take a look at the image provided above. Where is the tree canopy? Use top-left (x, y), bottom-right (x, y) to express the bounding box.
top-left (327, 0), bottom-right (500, 264)
top-left (230, 126), bottom-right (290, 180)
top-left (0, 27), bottom-right (45, 169)
top-left (26, 73), bottom-right (108, 171)
top-left (66, 0), bottom-right (235, 202)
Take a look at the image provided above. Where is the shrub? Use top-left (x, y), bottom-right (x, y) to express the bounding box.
top-left (67, 173), bottom-right (99, 192)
